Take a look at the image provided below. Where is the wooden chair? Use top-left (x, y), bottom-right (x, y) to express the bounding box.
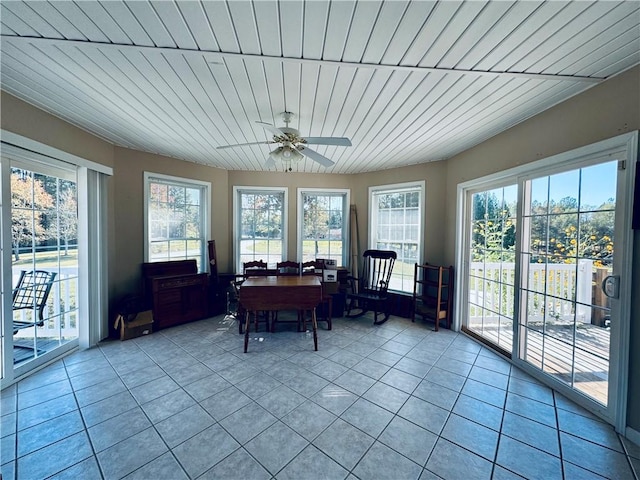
top-left (240, 260), bottom-right (270, 332)
top-left (276, 260), bottom-right (301, 276)
top-left (301, 260), bottom-right (333, 331)
top-left (412, 263), bottom-right (454, 331)
top-left (345, 250), bottom-right (397, 325)
top-left (271, 260), bottom-right (303, 332)
top-left (12, 270), bottom-right (57, 334)
top-left (243, 260), bottom-right (268, 277)
top-left (227, 278), bottom-right (246, 334)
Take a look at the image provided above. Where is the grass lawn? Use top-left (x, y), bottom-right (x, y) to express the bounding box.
top-left (13, 249), bottom-right (78, 268)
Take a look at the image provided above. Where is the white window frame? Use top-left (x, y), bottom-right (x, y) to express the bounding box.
top-left (297, 188), bottom-right (350, 266)
top-left (369, 181), bottom-right (425, 293)
top-left (143, 172), bottom-right (211, 273)
top-left (233, 186), bottom-right (288, 273)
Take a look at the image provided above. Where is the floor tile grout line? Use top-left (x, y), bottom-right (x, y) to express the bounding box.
top-left (103, 322), bottom-right (340, 478)
top-left (96, 332), bottom-right (242, 480)
top-left (64, 356), bottom-right (107, 480)
top-left (619, 434), bottom-right (640, 480)
top-left (493, 365), bottom-right (521, 479)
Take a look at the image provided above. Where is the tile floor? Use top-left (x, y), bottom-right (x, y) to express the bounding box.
top-left (1, 313), bottom-right (639, 480)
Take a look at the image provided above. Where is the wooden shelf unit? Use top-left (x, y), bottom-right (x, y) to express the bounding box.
top-left (412, 263), bottom-right (454, 331)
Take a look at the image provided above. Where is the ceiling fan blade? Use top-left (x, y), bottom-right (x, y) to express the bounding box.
top-left (256, 121), bottom-right (286, 137)
top-left (217, 141), bottom-right (271, 149)
top-left (304, 137), bottom-right (352, 147)
top-left (296, 146), bottom-right (335, 167)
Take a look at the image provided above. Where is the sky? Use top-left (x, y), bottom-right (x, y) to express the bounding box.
top-left (495, 160), bottom-right (618, 210)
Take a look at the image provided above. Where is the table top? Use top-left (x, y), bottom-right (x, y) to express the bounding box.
top-left (240, 275), bottom-right (322, 310)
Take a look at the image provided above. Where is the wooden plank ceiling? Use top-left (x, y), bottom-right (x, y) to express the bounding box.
top-left (1, 1), bottom-right (638, 174)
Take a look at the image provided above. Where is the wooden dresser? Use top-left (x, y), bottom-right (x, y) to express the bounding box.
top-left (142, 260), bottom-right (209, 330)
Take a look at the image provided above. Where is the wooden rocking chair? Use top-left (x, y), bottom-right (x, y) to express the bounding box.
top-left (345, 250), bottom-right (397, 325)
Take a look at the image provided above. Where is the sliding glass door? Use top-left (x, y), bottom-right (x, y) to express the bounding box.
top-left (1, 157), bottom-right (80, 380)
top-left (459, 133), bottom-right (636, 427)
top-left (518, 161), bottom-right (618, 407)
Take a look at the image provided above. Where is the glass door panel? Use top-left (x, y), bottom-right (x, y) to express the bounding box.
top-left (465, 185), bottom-right (517, 353)
top-left (10, 167), bottom-right (79, 367)
top-left (518, 160), bottom-right (617, 406)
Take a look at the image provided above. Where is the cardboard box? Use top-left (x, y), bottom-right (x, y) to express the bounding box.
top-left (114, 310), bottom-right (154, 341)
top-left (323, 270), bottom-right (337, 282)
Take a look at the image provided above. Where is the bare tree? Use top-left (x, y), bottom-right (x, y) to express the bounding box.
top-left (11, 171), bottom-right (54, 261)
top-left (58, 185), bottom-right (78, 256)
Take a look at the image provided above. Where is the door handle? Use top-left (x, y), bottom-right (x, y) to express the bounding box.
top-left (602, 275), bottom-right (620, 299)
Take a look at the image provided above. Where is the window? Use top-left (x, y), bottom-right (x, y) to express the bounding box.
top-left (234, 186), bottom-right (287, 272)
top-left (298, 189), bottom-right (349, 266)
top-left (369, 181), bottom-right (424, 293)
top-left (144, 173), bottom-right (210, 272)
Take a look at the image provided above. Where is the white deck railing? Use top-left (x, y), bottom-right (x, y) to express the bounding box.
top-left (469, 259), bottom-right (596, 325)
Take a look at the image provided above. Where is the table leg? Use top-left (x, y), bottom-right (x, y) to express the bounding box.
top-left (312, 307), bottom-right (318, 351)
top-left (244, 310), bottom-right (250, 352)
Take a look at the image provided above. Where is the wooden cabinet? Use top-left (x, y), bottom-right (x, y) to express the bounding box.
top-left (142, 260), bottom-right (209, 330)
top-left (151, 273), bottom-right (209, 329)
top-left (412, 263), bottom-right (453, 331)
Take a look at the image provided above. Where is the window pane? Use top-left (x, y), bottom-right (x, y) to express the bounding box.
top-left (146, 177), bottom-right (207, 271)
top-left (370, 184), bottom-right (423, 293)
top-left (468, 186), bottom-right (516, 352)
top-left (10, 166), bottom-right (80, 365)
top-left (238, 189), bottom-right (286, 269)
top-left (300, 191), bottom-right (348, 266)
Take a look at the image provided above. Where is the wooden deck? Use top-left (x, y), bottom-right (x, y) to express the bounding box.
top-left (13, 336), bottom-right (67, 365)
top-left (467, 321), bottom-right (609, 406)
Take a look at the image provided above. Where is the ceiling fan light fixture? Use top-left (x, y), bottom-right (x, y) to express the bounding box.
top-left (269, 145), bottom-right (304, 170)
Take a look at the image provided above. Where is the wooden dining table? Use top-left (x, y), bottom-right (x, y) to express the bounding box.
top-left (239, 275), bottom-right (323, 353)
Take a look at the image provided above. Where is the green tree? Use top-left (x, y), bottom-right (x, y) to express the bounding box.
top-left (530, 196), bottom-right (615, 266)
top-left (471, 191), bottom-right (516, 261)
top-left (303, 196), bottom-right (330, 239)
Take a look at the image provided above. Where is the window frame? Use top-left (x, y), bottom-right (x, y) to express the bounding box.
top-left (233, 185), bottom-right (288, 273)
top-left (143, 172), bottom-right (211, 272)
top-left (368, 180), bottom-right (425, 293)
top-left (297, 188), bottom-right (350, 266)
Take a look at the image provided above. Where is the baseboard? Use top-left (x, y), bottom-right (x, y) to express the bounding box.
top-left (626, 426), bottom-right (640, 448)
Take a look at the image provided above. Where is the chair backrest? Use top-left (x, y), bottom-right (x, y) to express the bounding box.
top-left (276, 260), bottom-right (300, 276)
top-left (12, 270), bottom-right (57, 320)
top-left (358, 250), bottom-right (397, 295)
top-left (301, 260), bottom-right (322, 275)
top-left (243, 260), bottom-right (268, 277)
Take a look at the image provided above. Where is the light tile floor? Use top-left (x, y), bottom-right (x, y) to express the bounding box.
top-left (1, 313), bottom-right (639, 480)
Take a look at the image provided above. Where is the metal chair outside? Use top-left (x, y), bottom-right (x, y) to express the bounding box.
top-left (12, 270), bottom-right (57, 334)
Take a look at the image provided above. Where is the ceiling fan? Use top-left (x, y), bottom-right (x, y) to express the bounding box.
top-left (216, 112), bottom-right (351, 170)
